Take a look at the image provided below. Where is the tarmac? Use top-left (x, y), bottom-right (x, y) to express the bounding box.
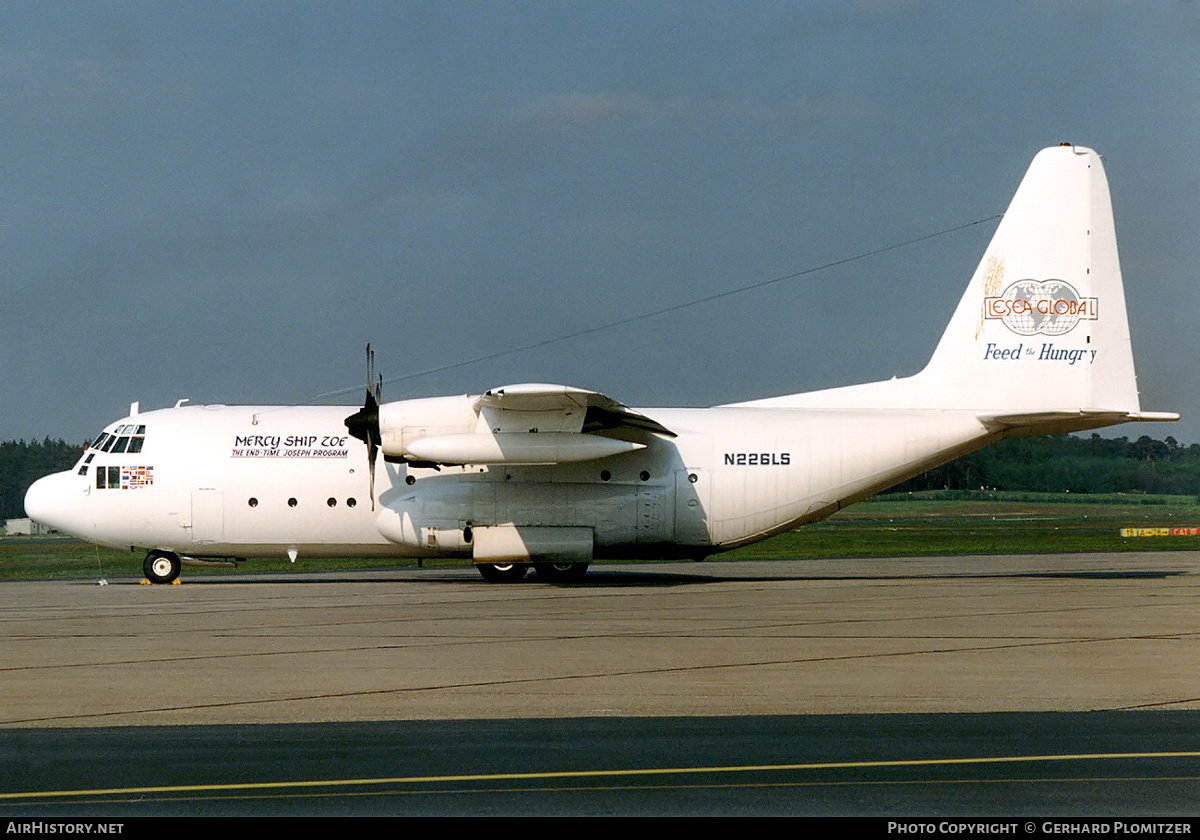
top-left (3, 552), bottom-right (1198, 727)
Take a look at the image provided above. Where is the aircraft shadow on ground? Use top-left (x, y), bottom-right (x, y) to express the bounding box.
top-left (91, 566), bottom-right (1188, 588)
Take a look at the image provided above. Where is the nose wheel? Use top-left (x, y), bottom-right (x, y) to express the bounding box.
top-left (143, 551), bottom-right (181, 584)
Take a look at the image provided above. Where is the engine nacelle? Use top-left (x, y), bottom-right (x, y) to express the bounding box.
top-left (404, 432), bottom-right (643, 465)
top-left (375, 393), bottom-right (645, 466)
top-left (376, 395), bottom-right (478, 460)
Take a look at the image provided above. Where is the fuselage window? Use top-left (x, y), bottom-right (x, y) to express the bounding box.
top-left (287, 497), bottom-right (298, 508)
top-left (327, 497), bottom-right (337, 507)
top-left (248, 497), bottom-right (258, 507)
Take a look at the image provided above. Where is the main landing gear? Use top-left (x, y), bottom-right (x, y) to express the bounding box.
top-left (475, 563), bottom-right (527, 583)
top-left (474, 562), bottom-right (590, 583)
top-left (533, 562), bottom-right (589, 583)
top-left (143, 550), bottom-right (181, 584)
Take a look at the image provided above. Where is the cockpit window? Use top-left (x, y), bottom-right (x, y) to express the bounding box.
top-left (92, 425), bottom-right (147, 454)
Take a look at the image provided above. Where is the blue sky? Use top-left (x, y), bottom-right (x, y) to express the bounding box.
top-left (3, 2), bottom-right (1197, 443)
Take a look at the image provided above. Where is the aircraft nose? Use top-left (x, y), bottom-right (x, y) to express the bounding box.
top-left (24, 471), bottom-right (88, 535)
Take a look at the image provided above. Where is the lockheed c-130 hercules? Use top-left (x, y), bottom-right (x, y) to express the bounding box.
top-left (24, 145), bottom-right (1178, 583)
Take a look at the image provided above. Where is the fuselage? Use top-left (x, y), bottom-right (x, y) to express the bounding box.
top-left (25, 148), bottom-right (1174, 573)
top-left (24, 401), bottom-right (996, 564)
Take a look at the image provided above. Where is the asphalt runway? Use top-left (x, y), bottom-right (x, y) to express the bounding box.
top-left (2, 553), bottom-right (1199, 816)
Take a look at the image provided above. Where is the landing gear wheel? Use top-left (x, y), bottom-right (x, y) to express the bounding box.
top-left (476, 563), bottom-right (528, 583)
top-left (143, 551), bottom-right (181, 584)
top-left (533, 562), bottom-right (590, 583)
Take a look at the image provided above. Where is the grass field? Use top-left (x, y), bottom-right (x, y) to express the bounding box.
top-left (3, 492), bottom-right (1198, 581)
top-left (726, 492), bottom-right (1200, 560)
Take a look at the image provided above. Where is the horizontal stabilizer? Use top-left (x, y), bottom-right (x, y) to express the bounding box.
top-left (981, 409), bottom-right (1181, 437)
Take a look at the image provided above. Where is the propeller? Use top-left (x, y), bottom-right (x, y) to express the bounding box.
top-left (344, 344), bottom-right (383, 510)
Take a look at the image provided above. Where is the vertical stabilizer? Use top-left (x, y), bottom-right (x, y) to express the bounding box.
top-left (729, 145), bottom-right (1175, 429)
top-left (921, 144), bottom-right (1138, 414)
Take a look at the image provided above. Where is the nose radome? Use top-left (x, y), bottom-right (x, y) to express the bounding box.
top-left (24, 471), bottom-right (87, 535)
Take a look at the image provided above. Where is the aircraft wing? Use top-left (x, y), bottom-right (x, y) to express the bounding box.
top-left (392, 384), bottom-right (674, 467)
top-left (476, 384), bottom-right (676, 437)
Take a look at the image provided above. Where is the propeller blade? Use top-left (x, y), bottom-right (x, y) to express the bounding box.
top-left (367, 436), bottom-right (378, 511)
top-left (344, 345), bottom-right (384, 510)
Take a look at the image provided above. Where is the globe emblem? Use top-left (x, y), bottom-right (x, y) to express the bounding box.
top-left (995, 279), bottom-right (1085, 336)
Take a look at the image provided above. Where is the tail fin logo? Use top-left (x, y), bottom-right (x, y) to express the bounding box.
top-left (984, 279), bottom-right (1098, 336)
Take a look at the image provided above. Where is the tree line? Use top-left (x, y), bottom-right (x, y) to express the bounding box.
top-left (1, 438), bottom-right (84, 520)
top-left (889, 433), bottom-right (1200, 496)
top-left (3, 432), bottom-right (1200, 521)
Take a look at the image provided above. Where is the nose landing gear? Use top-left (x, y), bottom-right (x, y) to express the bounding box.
top-left (143, 551), bottom-right (181, 584)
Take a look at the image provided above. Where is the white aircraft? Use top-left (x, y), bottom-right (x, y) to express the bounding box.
top-left (25, 145), bottom-right (1178, 584)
